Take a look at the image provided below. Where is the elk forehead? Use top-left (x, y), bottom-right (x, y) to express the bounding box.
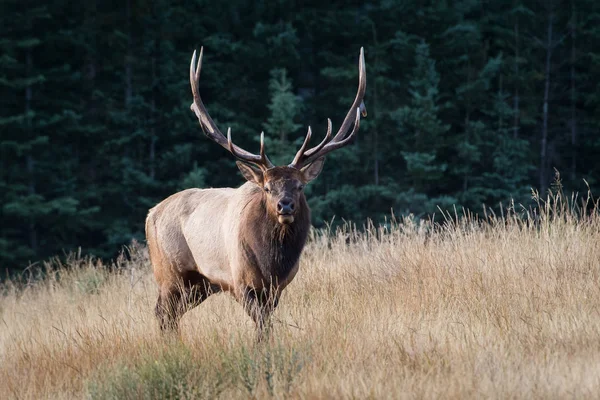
top-left (263, 166), bottom-right (304, 184)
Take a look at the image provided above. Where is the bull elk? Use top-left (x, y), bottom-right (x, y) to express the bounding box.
top-left (146, 47), bottom-right (366, 341)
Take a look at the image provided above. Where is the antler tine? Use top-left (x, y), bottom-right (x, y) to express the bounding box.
top-left (190, 48), bottom-right (222, 137)
top-left (331, 47), bottom-right (367, 142)
top-left (325, 107), bottom-right (361, 151)
top-left (296, 108), bottom-right (361, 168)
top-left (227, 129), bottom-right (274, 171)
top-left (195, 47), bottom-right (202, 82)
top-left (288, 48), bottom-right (366, 169)
top-left (189, 48), bottom-right (273, 170)
top-left (316, 108), bottom-right (360, 156)
top-left (189, 48), bottom-right (203, 97)
top-left (289, 119), bottom-right (333, 168)
top-left (289, 127), bottom-right (312, 167)
top-left (304, 118), bottom-right (332, 158)
top-left (227, 127), bottom-right (243, 160)
top-left (259, 132), bottom-right (275, 169)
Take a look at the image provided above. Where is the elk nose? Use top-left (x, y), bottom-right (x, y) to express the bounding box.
top-left (277, 199), bottom-right (295, 214)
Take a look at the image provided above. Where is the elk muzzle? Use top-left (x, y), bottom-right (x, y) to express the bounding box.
top-left (277, 198), bottom-right (295, 224)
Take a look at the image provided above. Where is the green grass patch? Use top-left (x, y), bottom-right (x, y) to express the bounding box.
top-left (86, 340), bottom-right (309, 399)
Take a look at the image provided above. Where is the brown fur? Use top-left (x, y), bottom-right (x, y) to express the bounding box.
top-left (146, 166), bottom-right (317, 340)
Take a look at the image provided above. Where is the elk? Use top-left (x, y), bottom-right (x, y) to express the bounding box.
top-left (146, 47), bottom-right (366, 341)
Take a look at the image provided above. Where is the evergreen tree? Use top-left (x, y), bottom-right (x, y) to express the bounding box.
top-left (391, 41), bottom-right (454, 215)
top-left (263, 68), bottom-right (302, 166)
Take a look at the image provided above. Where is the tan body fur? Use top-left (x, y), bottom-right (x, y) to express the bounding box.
top-left (146, 176), bottom-right (310, 337)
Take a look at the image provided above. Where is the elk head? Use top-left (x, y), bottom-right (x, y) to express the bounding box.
top-left (189, 48), bottom-right (367, 225)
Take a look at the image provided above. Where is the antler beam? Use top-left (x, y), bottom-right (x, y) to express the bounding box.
top-left (289, 47), bottom-right (367, 169)
top-left (190, 48), bottom-right (274, 170)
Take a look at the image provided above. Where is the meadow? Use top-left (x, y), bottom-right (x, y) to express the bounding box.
top-left (1, 189), bottom-right (599, 399)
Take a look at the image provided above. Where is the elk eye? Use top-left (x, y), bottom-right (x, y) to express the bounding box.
top-left (263, 187), bottom-right (270, 193)
top-left (298, 185), bottom-right (304, 191)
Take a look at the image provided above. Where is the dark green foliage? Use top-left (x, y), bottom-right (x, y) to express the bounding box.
top-left (263, 68), bottom-right (303, 166)
top-left (86, 341), bottom-right (307, 399)
top-left (390, 40), bottom-right (453, 215)
top-left (1, 0), bottom-right (598, 270)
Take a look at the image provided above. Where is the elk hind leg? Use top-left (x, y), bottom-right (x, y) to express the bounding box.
top-left (155, 286), bottom-right (182, 333)
top-left (155, 271), bottom-right (220, 334)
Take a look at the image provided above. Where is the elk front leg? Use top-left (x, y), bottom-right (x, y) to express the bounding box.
top-left (241, 287), bottom-right (280, 343)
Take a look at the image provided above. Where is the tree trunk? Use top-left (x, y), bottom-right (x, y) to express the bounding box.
top-left (370, 20), bottom-right (379, 186)
top-left (498, 75), bottom-right (503, 130)
top-left (86, 2), bottom-right (98, 183)
top-left (463, 57), bottom-right (472, 193)
top-left (150, 53), bottom-right (156, 180)
top-left (513, 16), bottom-right (520, 138)
top-left (25, 49), bottom-right (37, 253)
top-left (540, 11), bottom-right (553, 195)
top-left (124, 0), bottom-right (133, 108)
top-left (569, 4), bottom-right (577, 181)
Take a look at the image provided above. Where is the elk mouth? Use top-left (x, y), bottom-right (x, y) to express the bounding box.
top-left (277, 213), bottom-right (295, 224)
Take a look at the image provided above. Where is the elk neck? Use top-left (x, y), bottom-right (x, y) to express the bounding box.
top-left (240, 186), bottom-right (311, 283)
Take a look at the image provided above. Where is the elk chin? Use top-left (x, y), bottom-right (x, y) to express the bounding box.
top-left (277, 214), bottom-right (295, 224)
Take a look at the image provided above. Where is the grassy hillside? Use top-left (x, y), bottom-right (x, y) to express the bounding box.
top-left (1, 191), bottom-right (600, 399)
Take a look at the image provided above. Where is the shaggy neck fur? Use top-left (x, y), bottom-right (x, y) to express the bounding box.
top-left (240, 189), bottom-right (310, 284)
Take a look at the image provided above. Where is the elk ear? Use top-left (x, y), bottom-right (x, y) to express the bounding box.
top-left (236, 161), bottom-right (264, 185)
top-left (301, 157), bottom-right (325, 183)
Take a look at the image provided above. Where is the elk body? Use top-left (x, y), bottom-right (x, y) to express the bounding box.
top-left (146, 47), bottom-right (366, 340)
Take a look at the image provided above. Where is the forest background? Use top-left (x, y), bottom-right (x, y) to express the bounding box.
top-left (1, 0), bottom-right (598, 271)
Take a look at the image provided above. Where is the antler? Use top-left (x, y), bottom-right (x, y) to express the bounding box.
top-left (289, 47), bottom-right (367, 169)
top-left (190, 48), bottom-right (274, 170)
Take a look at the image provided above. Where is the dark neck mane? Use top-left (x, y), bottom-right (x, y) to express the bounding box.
top-left (240, 190), bottom-right (310, 284)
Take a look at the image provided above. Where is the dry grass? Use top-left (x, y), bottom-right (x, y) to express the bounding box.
top-left (2, 189), bottom-right (600, 399)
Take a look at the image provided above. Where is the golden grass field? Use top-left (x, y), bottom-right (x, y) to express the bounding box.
top-left (1, 190), bottom-right (600, 399)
